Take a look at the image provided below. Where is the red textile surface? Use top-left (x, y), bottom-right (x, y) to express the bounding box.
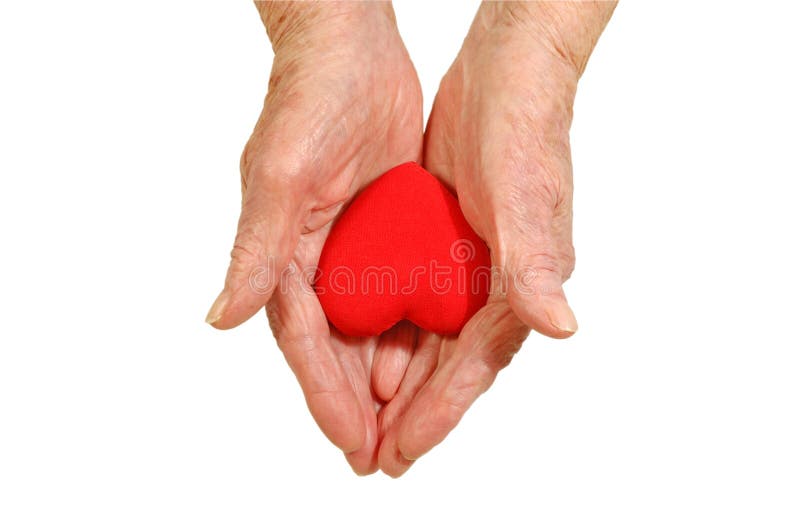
top-left (316, 162), bottom-right (490, 336)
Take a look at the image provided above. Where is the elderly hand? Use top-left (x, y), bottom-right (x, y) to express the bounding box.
top-left (377, 1), bottom-right (616, 476)
top-left (206, 1), bottom-right (423, 474)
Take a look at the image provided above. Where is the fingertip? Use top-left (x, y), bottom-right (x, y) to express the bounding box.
top-left (205, 289), bottom-right (229, 327)
top-left (344, 403), bottom-right (379, 474)
top-left (330, 423), bottom-right (366, 456)
top-left (371, 322), bottom-right (416, 402)
top-left (302, 383), bottom-right (366, 454)
top-left (372, 371), bottom-right (400, 404)
top-left (371, 346), bottom-right (401, 403)
top-left (384, 454), bottom-right (414, 478)
top-left (394, 368), bottom-right (469, 462)
top-left (545, 299), bottom-right (578, 336)
top-left (396, 434), bottom-right (431, 464)
top-left (508, 286), bottom-right (577, 340)
top-left (346, 445), bottom-right (379, 476)
top-left (327, 406), bottom-right (367, 455)
top-left (349, 461), bottom-right (380, 477)
top-left (378, 429), bottom-right (415, 478)
top-left (205, 283), bottom-right (277, 330)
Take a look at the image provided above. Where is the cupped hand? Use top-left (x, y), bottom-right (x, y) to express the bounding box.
top-left (377, 2), bottom-right (615, 476)
top-left (206, 2), bottom-right (424, 474)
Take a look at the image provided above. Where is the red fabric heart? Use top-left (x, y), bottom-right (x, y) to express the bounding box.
top-left (316, 162), bottom-right (491, 337)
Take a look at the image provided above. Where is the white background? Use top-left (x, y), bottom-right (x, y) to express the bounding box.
top-left (1, 1), bottom-right (799, 531)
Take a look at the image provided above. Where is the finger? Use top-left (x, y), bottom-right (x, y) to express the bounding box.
top-left (266, 260), bottom-right (365, 454)
top-left (333, 331), bottom-right (381, 475)
top-left (377, 331), bottom-right (443, 477)
top-left (492, 187), bottom-right (578, 339)
top-left (379, 331), bottom-right (442, 437)
top-left (371, 321), bottom-right (417, 402)
top-left (206, 155), bottom-right (306, 329)
top-left (504, 247), bottom-right (578, 340)
top-left (395, 302), bottom-right (529, 462)
top-left (378, 422), bottom-right (414, 478)
top-left (342, 357), bottom-right (380, 475)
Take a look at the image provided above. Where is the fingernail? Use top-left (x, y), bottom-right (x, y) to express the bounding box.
top-left (547, 302), bottom-right (578, 333)
top-left (399, 451), bottom-right (417, 462)
top-left (205, 290), bottom-right (229, 325)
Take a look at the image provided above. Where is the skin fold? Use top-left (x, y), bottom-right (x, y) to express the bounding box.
top-left (207, 1), bottom-right (616, 477)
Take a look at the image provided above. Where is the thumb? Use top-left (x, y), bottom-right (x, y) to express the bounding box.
top-left (206, 158), bottom-right (304, 330)
top-left (494, 210), bottom-right (577, 340)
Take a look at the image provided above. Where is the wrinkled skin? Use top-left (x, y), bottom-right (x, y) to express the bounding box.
top-left (207, 1), bottom-right (615, 476)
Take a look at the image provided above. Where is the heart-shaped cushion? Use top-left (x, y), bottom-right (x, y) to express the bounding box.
top-left (315, 162), bottom-right (490, 337)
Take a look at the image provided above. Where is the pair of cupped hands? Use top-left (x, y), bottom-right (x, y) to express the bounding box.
top-left (206, 2), bottom-right (614, 476)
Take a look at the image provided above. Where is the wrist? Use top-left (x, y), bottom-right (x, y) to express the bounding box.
top-left (256, 1), bottom-right (397, 52)
top-left (475, 1), bottom-right (616, 78)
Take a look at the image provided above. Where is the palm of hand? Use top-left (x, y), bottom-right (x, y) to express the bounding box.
top-left (425, 24), bottom-right (579, 339)
top-left (235, 25), bottom-right (431, 474)
top-left (372, 26), bottom-right (582, 476)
